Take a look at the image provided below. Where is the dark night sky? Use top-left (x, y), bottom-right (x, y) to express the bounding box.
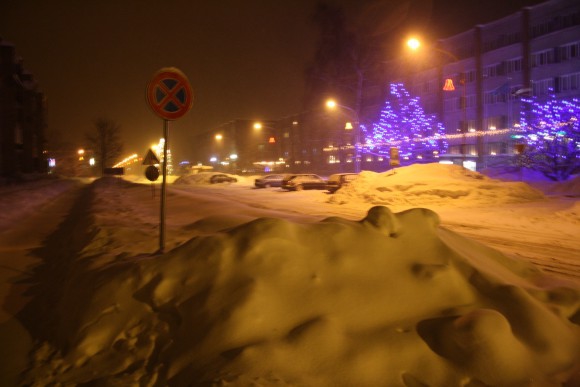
top-left (0, 0), bottom-right (545, 162)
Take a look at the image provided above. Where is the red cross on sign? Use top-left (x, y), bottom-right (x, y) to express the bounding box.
top-left (146, 67), bottom-right (193, 120)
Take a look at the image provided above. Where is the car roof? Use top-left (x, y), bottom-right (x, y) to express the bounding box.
top-left (285, 173), bottom-right (320, 178)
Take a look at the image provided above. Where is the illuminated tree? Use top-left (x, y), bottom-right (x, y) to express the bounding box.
top-left (361, 83), bottom-right (447, 162)
top-left (518, 94), bottom-right (580, 181)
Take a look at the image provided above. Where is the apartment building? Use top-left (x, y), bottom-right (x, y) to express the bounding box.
top-left (0, 38), bottom-right (47, 180)
top-left (393, 0), bottom-right (580, 170)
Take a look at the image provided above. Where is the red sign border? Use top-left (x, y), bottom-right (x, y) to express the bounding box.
top-left (146, 67), bottom-right (193, 120)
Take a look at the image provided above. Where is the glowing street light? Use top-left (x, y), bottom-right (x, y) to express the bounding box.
top-left (215, 134), bottom-right (223, 141)
top-left (406, 37), bottom-right (421, 51)
top-left (325, 98), bottom-right (361, 173)
top-left (406, 37), bottom-right (468, 162)
top-left (326, 99), bottom-right (337, 109)
top-left (252, 121), bottom-right (279, 169)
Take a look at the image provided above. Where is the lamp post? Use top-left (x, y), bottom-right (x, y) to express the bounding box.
top-left (407, 38), bottom-right (468, 165)
top-left (214, 133), bottom-right (223, 170)
top-left (325, 99), bottom-right (361, 173)
top-left (253, 121), bottom-right (279, 171)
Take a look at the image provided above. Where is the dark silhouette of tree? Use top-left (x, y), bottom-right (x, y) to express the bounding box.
top-left (303, 1), bottom-right (399, 119)
top-left (304, 3), bottom-right (357, 107)
top-left (86, 117), bottom-right (123, 175)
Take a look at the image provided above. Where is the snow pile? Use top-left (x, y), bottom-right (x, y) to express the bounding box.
top-left (329, 164), bottom-right (546, 207)
top-left (543, 175), bottom-right (580, 197)
top-left (123, 174), bottom-right (181, 185)
top-left (174, 172), bottom-right (246, 185)
top-left (480, 166), bottom-right (551, 183)
top-left (556, 201), bottom-right (580, 223)
top-left (20, 192), bottom-right (580, 386)
top-left (0, 177), bottom-right (82, 231)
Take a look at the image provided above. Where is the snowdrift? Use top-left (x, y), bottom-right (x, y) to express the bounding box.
top-left (173, 172), bottom-right (241, 185)
top-left (329, 164), bottom-right (546, 207)
top-left (21, 204), bottom-right (580, 386)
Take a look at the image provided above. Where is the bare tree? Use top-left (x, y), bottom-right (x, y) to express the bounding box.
top-left (303, 1), bottom-right (394, 116)
top-left (86, 117), bottom-right (123, 175)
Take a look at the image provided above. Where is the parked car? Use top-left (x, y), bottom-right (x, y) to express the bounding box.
top-left (209, 174), bottom-right (237, 184)
top-left (326, 173), bottom-right (359, 193)
top-left (281, 174), bottom-right (327, 191)
top-left (254, 174), bottom-right (285, 188)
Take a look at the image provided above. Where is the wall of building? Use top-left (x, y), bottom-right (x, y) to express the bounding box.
top-left (0, 38), bottom-right (47, 180)
top-left (378, 0), bottom-right (580, 170)
top-left (194, 0), bottom-right (579, 175)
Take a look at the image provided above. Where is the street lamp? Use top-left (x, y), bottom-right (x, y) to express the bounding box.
top-left (407, 37), bottom-right (468, 164)
top-left (212, 134), bottom-right (224, 170)
top-left (407, 37), bottom-right (421, 51)
top-left (254, 121), bottom-right (279, 171)
top-left (325, 99), bottom-right (361, 173)
top-left (253, 122), bottom-right (277, 143)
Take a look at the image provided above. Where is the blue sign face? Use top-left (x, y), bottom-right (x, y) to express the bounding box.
top-left (154, 79), bottom-right (187, 113)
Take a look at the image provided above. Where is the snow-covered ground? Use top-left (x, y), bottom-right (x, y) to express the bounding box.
top-left (0, 164), bottom-right (579, 386)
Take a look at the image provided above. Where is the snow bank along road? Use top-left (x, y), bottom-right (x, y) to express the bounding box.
top-left (1, 176), bottom-right (578, 286)
top-left (170, 181), bottom-right (580, 284)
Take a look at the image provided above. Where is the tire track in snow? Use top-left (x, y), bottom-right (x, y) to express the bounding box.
top-left (444, 225), bottom-right (580, 282)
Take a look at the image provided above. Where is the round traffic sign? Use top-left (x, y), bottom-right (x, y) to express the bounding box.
top-left (146, 67), bottom-right (193, 120)
top-left (145, 165), bottom-right (160, 181)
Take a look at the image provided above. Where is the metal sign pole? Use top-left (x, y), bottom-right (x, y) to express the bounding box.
top-left (159, 119), bottom-right (168, 253)
top-left (146, 67), bottom-right (193, 254)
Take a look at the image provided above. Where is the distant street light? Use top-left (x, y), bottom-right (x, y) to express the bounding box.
top-left (406, 37), bottom-right (421, 51)
top-left (325, 99), bottom-right (361, 173)
top-left (406, 37), bottom-right (468, 163)
top-left (253, 122), bottom-right (276, 142)
top-left (325, 99), bottom-right (337, 109)
top-left (253, 121), bottom-right (279, 170)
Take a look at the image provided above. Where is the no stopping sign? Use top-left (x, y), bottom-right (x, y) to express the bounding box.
top-left (146, 67), bottom-right (193, 120)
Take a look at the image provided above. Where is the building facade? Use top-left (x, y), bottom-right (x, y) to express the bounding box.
top-left (391, 0), bottom-right (580, 170)
top-left (195, 0), bottom-right (579, 175)
top-left (0, 38), bottom-right (47, 180)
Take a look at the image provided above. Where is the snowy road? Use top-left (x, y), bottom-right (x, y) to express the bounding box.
top-left (170, 183), bottom-right (580, 283)
top-left (1, 176), bottom-right (578, 288)
top-left (442, 218), bottom-right (580, 281)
